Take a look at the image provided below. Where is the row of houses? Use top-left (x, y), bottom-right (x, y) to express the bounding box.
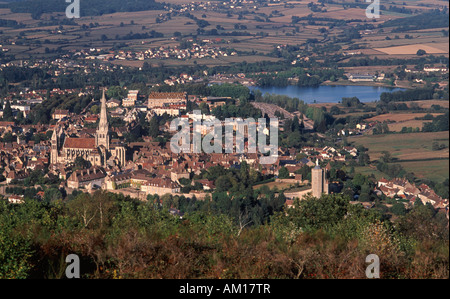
top-left (377, 177), bottom-right (448, 210)
top-left (65, 167), bottom-right (182, 196)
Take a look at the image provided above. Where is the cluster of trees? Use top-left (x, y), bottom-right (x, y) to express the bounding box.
top-left (376, 162), bottom-right (407, 179)
top-left (381, 9), bottom-right (449, 33)
top-left (253, 91), bottom-right (307, 113)
top-left (208, 83), bottom-right (251, 102)
top-left (372, 123), bottom-right (390, 135)
top-left (280, 115), bottom-right (308, 148)
top-left (339, 55), bottom-right (448, 68)
top-left (379, 88), bottom-right (436, 104)
top-left (1, 188), bottom-right (447, 279)
top-left (211, 102), bottom-right (262, 120)
top-left (6, 0), bottom-right (166, 19)
top-left (422, 112), bottom-right (449, 132)
top-left (305, 106), bottom-right (335, 133)
top-left (255, 67), bottom-right (344, 88)
top-left (0, 18), bottom-right (24, 28)
top-left (114, 30), bottom-right (164, 41)
top-left (341, 97), bottom-right (363, 108)
top-left (431, 141), bottom-right (448, 151)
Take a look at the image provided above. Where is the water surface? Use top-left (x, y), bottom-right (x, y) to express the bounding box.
top-left (249, 85), bottom-right (406, 103)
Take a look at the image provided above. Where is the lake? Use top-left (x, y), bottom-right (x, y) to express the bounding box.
top-left (249, 85), bottom-right (406, 104)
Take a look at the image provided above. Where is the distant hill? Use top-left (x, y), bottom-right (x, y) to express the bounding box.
top-left (1, 0), bottom-right (167, 19)
top-left (381, 9), bottom-right (449, 32)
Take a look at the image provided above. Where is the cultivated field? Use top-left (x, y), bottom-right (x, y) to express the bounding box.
top-left (374, 43), bottom-right (449, 55)
top-left (366, 113), bottom-right (445, 123)
top-left (350, 131), bottom-right (449, 161)
top-left (399, 159), bottom-right (449, 182)
top-left (350, 131), bottom-right (449, 181)
top-left (387, 119), bottom-right (432, 132)
top-left (398, 100), bottom-right (450, 109)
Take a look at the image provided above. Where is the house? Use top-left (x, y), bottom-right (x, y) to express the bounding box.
top-left (67, 167), bottom-right (106, 189)
top-left (52, 109), bottom-right (69, 120)
top-left (140, 177), bottom-right (181, 196)
top-left (347, 74), bottom-right (376, 82)
top-left (122, 97), bottom-right (136, 107)
top-left (377, 178), bottom-right (448, 209)
top-left (194, 179), bottom-right (215, 191)
top-left (8, 194), bottom-right (24, 204)
top-left (85, 115), bottom-right (99, 123)
top-left (147, 92), bottom-right (187, 108)
top-left (107, 99), bottom-right (121, 108)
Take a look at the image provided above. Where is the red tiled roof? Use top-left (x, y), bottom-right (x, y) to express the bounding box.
top-left (64, 138), bottom-right (96, 149)
top-left (148, 92), bottom-right (187, 100)
top-left (53, 109), bottom-right (69, 115)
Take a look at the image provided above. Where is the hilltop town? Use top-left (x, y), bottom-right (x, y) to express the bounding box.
top-left (0, 86), bottom-right (447, 220)
top-left (0, 0), bottom-right (448, 280)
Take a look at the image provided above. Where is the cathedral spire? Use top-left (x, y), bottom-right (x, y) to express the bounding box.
top-left (98, 88), bottom-right (108, 130)
top-left (96, 88), bottom-right (109, 150)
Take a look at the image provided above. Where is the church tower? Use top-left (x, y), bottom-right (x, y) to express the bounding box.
top-left (311, 159), bottom-right (329, 198)
top-left (51, 127), bottom-right (59, 164)
top-left (96, 88), bottom-right (110, 150)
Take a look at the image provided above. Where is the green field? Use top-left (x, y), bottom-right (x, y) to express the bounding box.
top-left (399, 159), bottom-right (449, 182)
top-left (350, 131), bottom-right (449, 182)
top-left (350, 131), bottom-right (449, 160)
top-left (352, 166), bottom-right (386, 180)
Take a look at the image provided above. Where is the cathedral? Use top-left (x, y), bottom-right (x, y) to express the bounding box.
top-left (51, 89), bottom-right (126, 168)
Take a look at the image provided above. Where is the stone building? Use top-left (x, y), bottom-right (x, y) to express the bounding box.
top-left (51, 89), bottom-right (127, 168)
top-left (311, 159), bottom-right (329, 198)
top-left (147, 92), bottom-right (187, 108)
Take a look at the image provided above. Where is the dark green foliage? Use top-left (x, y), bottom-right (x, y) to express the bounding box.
top-left (422, 112), bottom-right (449, 132)
top-left (381, 10), bottom-right (449, 32)
top-left (211, 102), bottom-right (262, 120)
top-left (0, 188), bottom-right (447, 279)
top-left (7, 0), bottom-right (165, 19)
top-left (380, 88), bottom-right (435, 104)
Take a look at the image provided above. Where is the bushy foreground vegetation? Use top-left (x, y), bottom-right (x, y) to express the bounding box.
top-left (1, 190), bottom-right (448, 279)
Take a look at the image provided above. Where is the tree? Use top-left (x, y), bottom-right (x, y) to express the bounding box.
top-left (90, 105), bottom-right (100, 114)
top-left (148, 116), bottom-right (159, 138)
top-left (284, 193), bottom-right (351, 231)
top-left (67, 193), bottom-right (99, 228)
top-left (380, 151), bottom-right (393, 163)
top-left (359, 184), bottom-right (371, 202)
top-left (215, 176), bottom-right (233, 192)
top-left (0, 226), bottom-right (33, 278)
top-left (74, 156), bottom-right (91, 170)
top-left (391, 202), bottom-right (407, 216)
top-left (43, 188), bottom-right (62, 202)
top-left (2, 100), bottom-right (13, 120)
top-left (416, 49), bottom-right (426, 56)
top-left (278, 167), bottom-right (290, 179)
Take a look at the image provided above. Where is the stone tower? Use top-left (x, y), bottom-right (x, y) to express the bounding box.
top-left (96, 88), bottom-right (110, 150)
top-left (311, 159), bottom-right (329, 198)
top-left (51, 127), bottom-right (59, 164)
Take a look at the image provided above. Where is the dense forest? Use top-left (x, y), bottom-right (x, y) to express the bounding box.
top-left (1, 189), bottom-right (447, 279)
top-left (1, 157), bottom-right (447, 279)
